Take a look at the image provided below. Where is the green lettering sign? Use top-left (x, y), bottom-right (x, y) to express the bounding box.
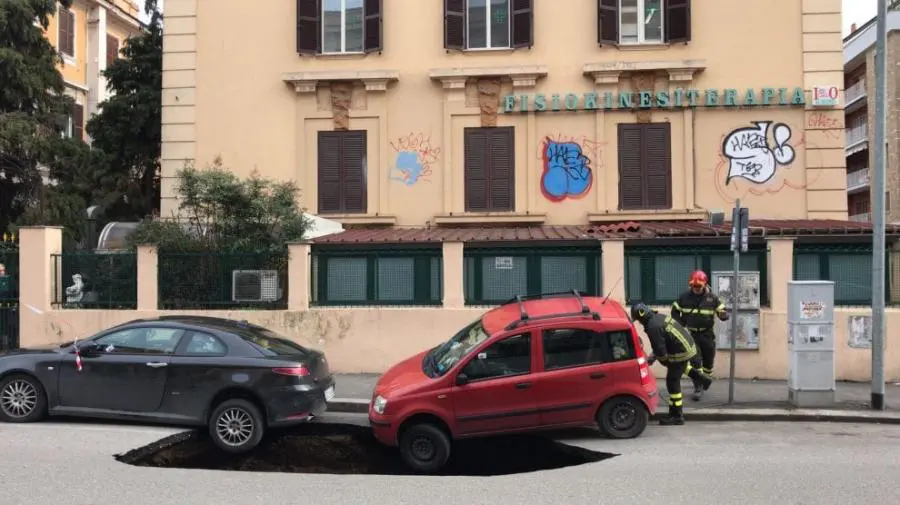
top-left (501, 86), bottom-right (807, 113)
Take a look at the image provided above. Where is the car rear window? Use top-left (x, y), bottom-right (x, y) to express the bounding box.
top-left (233, 328), bottom-right (311, 357)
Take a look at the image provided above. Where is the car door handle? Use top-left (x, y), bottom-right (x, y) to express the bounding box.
top-left (589, 373), bottom-right (606, 380)
top-left (515, 382), bottom-right (531, 389)
top-left (146, 362), bottom-right (168, 368)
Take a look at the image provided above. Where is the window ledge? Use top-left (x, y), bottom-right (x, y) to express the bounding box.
top-left (615, 43), bottom-right (671, 51)
top-left (309, 52), bottom-right (369, 61)
top-left (583, 59), bottom-right (706, 85)
top-left (62, 54), bottom-right (75, 66)
top-left (460, 47), bottom-right (516, 54)
top-left (434, 213), bottom-right (547, 225)
top-left (429, 65), bottom-right (548, 90)
top-left (320, 214), bottom-right (397, 226)
top-left (282, 69), bottom-right (399, 93)
top-left (588, 209), bottom-right (708, 222)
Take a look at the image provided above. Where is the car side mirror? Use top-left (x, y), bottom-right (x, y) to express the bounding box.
top-left (455, 373), bottom-right (469, 386)
top-left (77, 341), bottom-right (100, 356)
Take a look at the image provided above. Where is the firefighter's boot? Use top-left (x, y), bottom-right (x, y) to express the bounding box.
top-left (692, 382), bottom-right (704, 401)
top-left (659, 405), bottom-right (685, 426)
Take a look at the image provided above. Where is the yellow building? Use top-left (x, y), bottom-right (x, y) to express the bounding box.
top-left (43, 0), bottom-right (143, 140)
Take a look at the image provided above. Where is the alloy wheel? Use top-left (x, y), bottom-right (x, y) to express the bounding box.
top-left (215, 407), bottom-right (255, 447)
top-left (0, 379), bottom-right (38, 419)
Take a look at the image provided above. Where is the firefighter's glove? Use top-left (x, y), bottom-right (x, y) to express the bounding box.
top-left (647, 354), bottom-right (657, 366)
top-left (717, 310), bottom-right (730, 322)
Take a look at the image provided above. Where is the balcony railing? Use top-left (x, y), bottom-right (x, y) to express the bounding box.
top-left (849, 212), bottom-right (871, 222)
top-left (845, 79), bottom-right (867, 104)
top-left (846, 123), bottom-right (868, 146)
top-left (847, 169), bottom-right (871, 190)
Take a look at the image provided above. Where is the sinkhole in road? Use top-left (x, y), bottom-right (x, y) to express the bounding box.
top-left (115, 423), bottom-right (617, 476)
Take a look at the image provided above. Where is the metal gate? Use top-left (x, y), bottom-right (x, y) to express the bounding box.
top-left (0, 233), bottom-right (19, 351)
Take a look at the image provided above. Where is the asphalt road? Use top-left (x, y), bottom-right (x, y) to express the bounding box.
top-left (1, 414), bottom-right (899, 505)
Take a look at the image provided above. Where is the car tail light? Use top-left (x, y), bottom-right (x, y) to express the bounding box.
top-left (272, 366), bottom-right (310, 377)
top-left (631, 326), bottom-right (653, 386)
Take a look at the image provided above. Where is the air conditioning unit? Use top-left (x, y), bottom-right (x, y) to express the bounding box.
top-left (232, 270), bottom-right (281, 302)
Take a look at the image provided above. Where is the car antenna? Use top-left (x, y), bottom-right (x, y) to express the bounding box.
top-left (601, 276), bottom-right (623, 305)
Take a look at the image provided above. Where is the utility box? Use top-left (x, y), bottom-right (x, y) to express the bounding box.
top-left (787, 281), bottom-right (836, 407)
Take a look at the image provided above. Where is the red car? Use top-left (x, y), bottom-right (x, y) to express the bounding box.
top-left (368, 291), bottom-right (658, 473)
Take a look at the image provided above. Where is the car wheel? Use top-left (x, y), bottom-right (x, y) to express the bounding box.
top-left (399, 423), bottom-right (451, 474)
top-left (596, 396), bottom-right (648, 439)
top-left (0, 374), bottom-right (48, 423)
top-left (209, 399), bottom-right (265, 454)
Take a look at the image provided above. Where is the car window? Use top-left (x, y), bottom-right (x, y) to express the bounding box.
top-left (460, 333), bottom-right (531, 382)
top-left (542, 328), bottom-right (636, 370)
top-left (182, 331), bottom-right (227, 356)
top-left (232, 328), bottom-right (311, 357)
top-left (94, 327), bottom-right (185, 355)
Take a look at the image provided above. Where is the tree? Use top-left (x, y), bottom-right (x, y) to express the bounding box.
top-left (130, 157), bottom-right (311, 252)
top-left (84, 0), bottom-right (162, 222)
top-left (0, 0), bottom-right (76, 233)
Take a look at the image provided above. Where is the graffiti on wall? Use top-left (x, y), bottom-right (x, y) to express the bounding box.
top-left (806, 112), bottom-right (842, 140)
top-left (723, 121), bottom-right (796, 185)
top-left (714, 121), bottom-right (813, 202)
top-left (539, 134), bottom-right (601, 202)
top-left (389, 133), bottom-right (440, 186)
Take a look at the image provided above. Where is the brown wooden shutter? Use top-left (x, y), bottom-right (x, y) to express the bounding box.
top-left (72, 103), bottom-right (84, 141)
top-left (665, 0), bottom-right (691, 43)
top-left (363, 0), bottom-right (383, 53)
top-left (487, 127), bottom-right (515, 211)
top-left (318, 132), bottom-right (343, 213)
top-left (444, 0), bottom-right (465, 50)
top-left (106, 35), bottom-right (119, 67)
top-left (597, 0), bottom-right (619, 45)
top-left (617, 124), bottom-right (644, 210)
top-left (341, 130), bottom-right (367, 213)
top-left (317, 131), bottom-right (367, 214)
top-left (511, 0), bottom-right (533, 49)
top-left (297, 0), bottom-right (322, 55)
top-left (642, 124), bottom-right (672, 208)
top-left (59, 9), bottom-right (74, 55)
top-left (464, 128), bottom-right (488, 211)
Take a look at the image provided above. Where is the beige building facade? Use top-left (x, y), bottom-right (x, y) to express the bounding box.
top-left (17, 0), bottom-right (881, 382)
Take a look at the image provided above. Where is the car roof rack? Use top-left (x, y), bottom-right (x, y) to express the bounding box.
top-left (502, 290), bottom-right (601, 331)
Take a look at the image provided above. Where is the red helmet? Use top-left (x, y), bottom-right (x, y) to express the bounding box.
top-left (688, 270), bottom-right (708, 287)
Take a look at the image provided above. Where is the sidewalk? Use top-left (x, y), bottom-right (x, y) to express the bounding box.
top-left (329, 374), bottom-right (900, 423)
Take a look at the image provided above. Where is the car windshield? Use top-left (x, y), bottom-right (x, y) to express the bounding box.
top-left (233, 327), bottom-right (311, 357)
top-left (428, 319), bottom-right (490, 376)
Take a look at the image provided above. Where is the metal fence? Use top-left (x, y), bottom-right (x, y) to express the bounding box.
top-left (158, 250), bottom-right (289, 310)
top-left (625, 246), bottom-right (769, 306)
top-left (311, 247), bottom-right (442, 306)
top-left (52, 252), bottom-right (138, 309)
top-left (794, 244), bottom-right (888, 306)
top-left (463, 247), bottom-right (602, 306)
top-left (0, 234), bottom-right (19, 350)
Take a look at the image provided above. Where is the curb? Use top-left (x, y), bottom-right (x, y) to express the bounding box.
top-left (327, 398), bottom-right (900, 424)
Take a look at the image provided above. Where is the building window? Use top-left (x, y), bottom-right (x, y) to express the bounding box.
top-left (617, 123), bottom-right (672, 210)
top-left (794, 245), bottom-right (878, 306)
top-left (317, 130), bottom-right (367, 214)
top-left (58, 7), bottom-right (75, 57)
top-left (296, 0), bottom-right (382, 55)
top-left (64, 103), bottom-right (84, 141)
top-left (464, 247), bottom-right (601, 305)
top-left (106, 35), bottom-right (120, 67)
top-left (312, 248), bottom-right (442, 306)
top-left (444, 0), bottom-right (533, 50)
top-left (464, 126), bottom-right (515, 212)
top-left (597, 0), bottom-right (691, 45)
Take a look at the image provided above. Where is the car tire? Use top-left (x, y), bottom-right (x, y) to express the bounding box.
top-left (208, 399), bottom-right (265, 454)
top-left (0, 374), bottom-right (48, 423)
top-left (596, 395), bottom-right (648, 439)
top-left (399, 423), bottom-right (451, 474)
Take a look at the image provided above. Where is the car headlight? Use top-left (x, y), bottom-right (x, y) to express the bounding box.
top-left (372, 395), bottom-right (388, 414)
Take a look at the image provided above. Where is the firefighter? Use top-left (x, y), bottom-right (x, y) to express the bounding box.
top-left (631, 302), bottom-right (711, 426)
top-left (671, 270), bottom-right (730, 401)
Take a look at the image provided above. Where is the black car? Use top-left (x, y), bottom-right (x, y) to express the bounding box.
top-left (0, 315), bottom-right (335, 453)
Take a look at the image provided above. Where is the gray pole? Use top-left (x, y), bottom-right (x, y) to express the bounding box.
top-left (728, 199), bottom-right (740, 405)
top-left (871, 0), bottom-right (887, 410)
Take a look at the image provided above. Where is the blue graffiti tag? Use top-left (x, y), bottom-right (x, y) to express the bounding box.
top-left (390, 151), bottom-right (424, 186)
top-left (541, 141), bottom-right (593, 201)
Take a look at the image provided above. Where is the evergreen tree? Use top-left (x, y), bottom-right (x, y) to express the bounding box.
top-left (85, 0), bottom-right (162, 221)
top-left (0, 0), bottom-right (75, 232)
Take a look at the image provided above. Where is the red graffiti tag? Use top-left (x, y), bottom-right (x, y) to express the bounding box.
top-left (806, 112), bottom-right (843, 140)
